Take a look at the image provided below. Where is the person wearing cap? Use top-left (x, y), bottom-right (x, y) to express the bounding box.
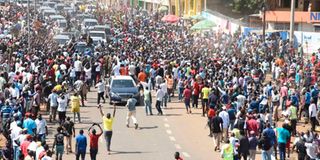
top-left (248, 130), bottom-right (258, 160)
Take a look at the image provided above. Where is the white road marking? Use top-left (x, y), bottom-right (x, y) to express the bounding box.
top-left (163, 118), bottom-right (168, 121)
top-left (166, 129), bottom-right (172, 134)
top-left (174, 144), bottom-right (181, 149)
top-left (169, 136), bottom-right (176, 141)
top-left (164, 123), bottom-right (170, 128)
top-left (182, 152), bottom-right (191, 158)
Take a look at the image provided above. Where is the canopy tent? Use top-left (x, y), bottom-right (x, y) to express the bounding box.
top-left (190, 19), bottom-right (216, 30)
top-left (161, 15), bottom-right (180, 23)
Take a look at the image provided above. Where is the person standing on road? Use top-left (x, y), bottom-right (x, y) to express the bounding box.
top-left (88, 123), bottom-right (103, 160)
top-left (57, 94), bottom-right (68, 125)
top-left (221, 139), bottom-right (234, 160)
top-left (144, 87), bottom-right (153, 116)
top-left (70, 93), bottom-right (81, 123)
top-left (183, 85), bottom-right (192, 114)
top-left (219, 106), bottom-right (230, 142)
top-left (288, 103), bottom-right (298, 136)
top-left (95, 80), bottom-right (106, 104)
top-left (48, 89), bottom-right (58, 122)
top-left (276, 123), bottom-right (290, 160)
top-left (99, 104), bottom-right (116, 154)
top-left (201, 84), bottom-right (210, 116)
top-left (63, 117), bottom-right (75, 154)
top-left (160, 80), bottom-right (168, 108)
top-left (258, 132), bottom-right (273, 160)
top-left (35, 114), bottom-right (48, 143)
top-left (309, 98), bottom-right (317, 132)
top-left (52, 126), bottom-right (67, 160)
top-left (75, 129), bottom-right (87, 160)
top-left (239, 130), bottom-right (250, 160)
top-left (126, 96), bottom-right (138, 129)
top-left (211, 111), bottom-right (223, 151)
top-left (248, 131), bottom-right (258, 160)
top-left (155, 86), bottom-right (164, 115)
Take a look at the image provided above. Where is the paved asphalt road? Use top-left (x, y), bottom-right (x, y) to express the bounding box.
top-left (43, 87), bottom-right (306, 160)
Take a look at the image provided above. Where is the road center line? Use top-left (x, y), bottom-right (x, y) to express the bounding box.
top-left (182, 152), bottom-right (191, 158)
top-left (166, 129), bottom-right (172, 134)
top-left (164, 123), bottom-right (170, 128)
top-left (169, 136), bottom-right (176, 141)
top-left (174, 144), bottom-right (181, 149)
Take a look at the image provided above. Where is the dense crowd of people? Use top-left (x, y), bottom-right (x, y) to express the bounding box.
top-left (0, 1), bottom-right (320, 160)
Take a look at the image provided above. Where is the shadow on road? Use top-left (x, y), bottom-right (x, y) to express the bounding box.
top-left (139, 126), bottom-right (158, 130)
top-left (164, 113), bottom-right (182, 116)
top-left (110, 150), bottom-right (144, 155)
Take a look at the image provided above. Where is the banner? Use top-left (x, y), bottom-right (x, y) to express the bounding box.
top-left (295, 31), bottom-right (320, 56)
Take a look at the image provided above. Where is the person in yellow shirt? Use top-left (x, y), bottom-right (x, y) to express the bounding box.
top-left (70, 93), bottom-right (81, 123)
top-left (201, 84), bottom-right (210, 116)
top-left (99, 104), bottom-right (116, 154)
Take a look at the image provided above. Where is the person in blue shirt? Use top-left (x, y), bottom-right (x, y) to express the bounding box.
top-left (0, 101), bottom-right (12, 129)
top-left (262, 123), bottom-right (277, 158)
top-left (301, 88), bottom-right (311, 120)
top-left (75, 129), bottom-right (87, 160)
top-left (276, 124), bottom-right (290, 160)
top-left (249, 97), bottom-right (261, 113)
top-left (311, 86), bottom-right (319, 104)
top-left (22, 113), bottom-right (36, 135)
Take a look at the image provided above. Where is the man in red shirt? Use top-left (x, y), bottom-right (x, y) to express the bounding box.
top-left (183, 85), bottom-right (192, 114)
top-left (246, 116), bottom-right (259, 136)
top-left (88, 123), bottom-right (103, 160)
top-left (192, 79), bottom-right (200, 108)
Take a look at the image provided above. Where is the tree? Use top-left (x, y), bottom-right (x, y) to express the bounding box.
top-left (233, 0), bottom-right (263, 14)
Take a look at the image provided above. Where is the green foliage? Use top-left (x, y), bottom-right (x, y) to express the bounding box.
top-left (233, 0), bottom-right (263, 14)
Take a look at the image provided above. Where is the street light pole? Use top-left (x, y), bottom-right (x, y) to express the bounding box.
top-left (262, 3), bottom-right (266, 43)
top-left (27, 0), bottom-right (30, 53)
top-left (289, 0), bottom-right (295, 44)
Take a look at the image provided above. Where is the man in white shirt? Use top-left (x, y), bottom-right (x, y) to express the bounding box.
top-left (155, 87), bottom-right (164, 115)
top-left (74, 58), bottom-right (82, 80)
top-left (57, 95), bottom-right (68, 124)
top-left (95, 80), bottom-right (106, 104)
top-left (305, 140), bottom-right (318, 159)
top-left (219, 106), bottom-right (230, 142)
top-left (35, 114), bottom-right (48, 143)
top-left (160, 81), bottom-right (168, 108)
top-left (309, 99), bottom-right (318, 132)
top-left (10, 121), bottom-right (22, 160)
top-left (112, 63), bottom-right (120, 76)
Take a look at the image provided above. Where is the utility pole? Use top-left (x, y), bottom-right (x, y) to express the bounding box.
top-left (27, 0), bottom-right (30, 53)
top-left (261, 2), bottom-right (266, 43)
top-left (204, 0), bottom-right (207, 11)
top-left (289, 0), bottom-right (295, 44)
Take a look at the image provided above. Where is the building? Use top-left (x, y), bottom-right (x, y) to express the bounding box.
top-left (265, 0), bottom-right (320, 32)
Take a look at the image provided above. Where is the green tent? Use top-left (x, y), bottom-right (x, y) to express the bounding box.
top-left (190, 19), bottom-right (216, 30)
top-left (191, 14), bottom-right (205, 20)
top-left (158, 6), bottom-right (168, 12)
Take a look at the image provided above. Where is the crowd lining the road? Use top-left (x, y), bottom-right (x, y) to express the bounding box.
top-left (0, 2), bottom-right (320, 160)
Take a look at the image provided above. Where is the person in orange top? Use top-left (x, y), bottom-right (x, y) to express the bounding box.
top-left (138, 70), bottom-right (147, 82)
